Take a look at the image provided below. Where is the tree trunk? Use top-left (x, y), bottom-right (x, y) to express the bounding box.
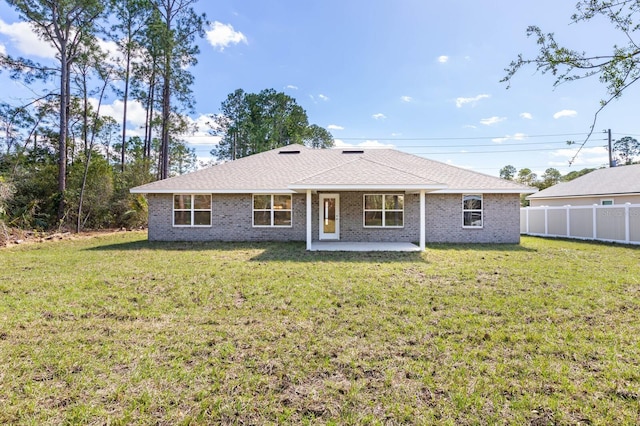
top-left (143, 80), bottom-right (151, 161)
top-left (77, 150), bottom-right (91, 233)
top-left (160, 58), bottom-right (170, 180)
top-left (121, 48), bottom-right (131, 172)
top-left (144, 65), bottom-right (156, 171)
top-left (58, 54), bottom-right (69, 223)
top-left (77, 72), bottom-right (109, 233)
top-left (77, 71), bottom-right (90, 233)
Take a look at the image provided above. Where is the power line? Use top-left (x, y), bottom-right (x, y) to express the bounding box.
top-left (411, 147), bottom-right (587, 155)
top-left (186, 129), bottom-right (625, 157)
top-left (612, 133), bottom-right (640, 138)
top-left (183, 131), bottom-right (598, 141)
top-left (397, 141), bottom-right (584, 149)
top-left (337, 132), bottom-right (592, 141)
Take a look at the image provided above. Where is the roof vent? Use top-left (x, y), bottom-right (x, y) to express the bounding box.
top-left (279, 149), bottom-right (301, 154)
top-left (342, 150), bottom-right (364, 154)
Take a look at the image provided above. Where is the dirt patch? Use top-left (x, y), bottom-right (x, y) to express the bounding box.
top-left (0, 228), bottom-right (144, 248)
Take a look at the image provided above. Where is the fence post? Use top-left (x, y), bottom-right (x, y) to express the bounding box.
top-left (526, 208), bottom-right (529, 234)
top-left (625, 203), bottom-right (631, 243)
top-left (544, 206), bottom-right (549, 236)
top-left (592, 204), bottom-right (598, 240)
top-left (566, 206), bottom-right (571, 237)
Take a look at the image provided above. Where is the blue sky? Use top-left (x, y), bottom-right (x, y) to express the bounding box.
top-left (1, 0), bottom-right (639, 177)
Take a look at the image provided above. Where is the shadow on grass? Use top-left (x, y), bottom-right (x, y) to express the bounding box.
top-left (87, 239), bottom-right (541, 263)
top-left (88, 240), bottom-right (428, 263)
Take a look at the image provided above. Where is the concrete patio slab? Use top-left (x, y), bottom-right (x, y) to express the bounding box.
top-left (309, 242), bottom-right (421, 252)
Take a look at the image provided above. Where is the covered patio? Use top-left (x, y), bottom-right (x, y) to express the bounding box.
top-left (308, 241), bottom-right (421, 252)
top-left (299, 188), bottom-right (437, 252)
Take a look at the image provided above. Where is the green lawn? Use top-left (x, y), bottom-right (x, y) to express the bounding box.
top-left (1, 232), bottom-right (639, 425)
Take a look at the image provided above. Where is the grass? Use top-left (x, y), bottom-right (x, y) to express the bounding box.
top-left (1, 232), bottom-right (639, 425)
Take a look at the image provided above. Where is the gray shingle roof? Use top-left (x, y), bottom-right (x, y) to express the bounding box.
top-left (131, 144), bottom-right (534, 194)
top-left (527, 164), bottom-right (640, 199)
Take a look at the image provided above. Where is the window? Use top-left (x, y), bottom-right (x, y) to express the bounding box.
top-left (363, 194), bottom-right (404, 227)
top-left (463, 194), bottom-right (483, 228)
top-left (253, 194), bottom-right (292, 227)
top-left (601, 199), bottom-right (614, 206)
top-left (173, 194), bottom-right (211, 226)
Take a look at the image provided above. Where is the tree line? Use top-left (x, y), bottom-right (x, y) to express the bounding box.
top-left (0, 0), bottom-right (206, 233)
top-left (0, 0), bottom-right (333, 236)
top-left (499, 165), bottom-right (593, 189)
top-left (500, 136), bottom-right (639, 187)
top-left (211, 88), bottom-right (333, 161)
top-left (499, 165), bottom-right (597, 207)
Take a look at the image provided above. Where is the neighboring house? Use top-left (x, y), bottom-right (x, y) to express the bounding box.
top-left (131, 145), bottom-right (534, 250)
top-left (527, 164), bottom-right (640, 207)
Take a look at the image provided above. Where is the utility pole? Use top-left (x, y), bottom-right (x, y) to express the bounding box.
top-left (607, 128), bottom-right (615, 167)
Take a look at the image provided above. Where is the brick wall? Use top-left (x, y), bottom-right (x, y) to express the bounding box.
top-left (148, 192), bottom-right (520, 244)
top-left (148, 193), bottom-right (306, 242)
top-left (424, 193), bottom-right (521, 243)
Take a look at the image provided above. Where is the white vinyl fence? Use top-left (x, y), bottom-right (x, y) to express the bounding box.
top-left (520, 204), bottom-right (640, 245)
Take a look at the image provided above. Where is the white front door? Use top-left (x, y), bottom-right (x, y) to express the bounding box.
top-left (319, 194), bottom-right (340, 240)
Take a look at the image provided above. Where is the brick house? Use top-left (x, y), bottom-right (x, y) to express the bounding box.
top-left (130, 145), bottom-right (534, 250)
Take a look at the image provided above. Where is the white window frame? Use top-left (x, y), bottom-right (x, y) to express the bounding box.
top-left (462, 194), bottom-right (483, 228)
top-left (601, 199), bottom-right (614, 206)
top-left (173, 194), bottom-right (212, 227)
top-left (363, 194), bottom-right (405, 228)
top-left (252, 194), bottom-right (293, 228)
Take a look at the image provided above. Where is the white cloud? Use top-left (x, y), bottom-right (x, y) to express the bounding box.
top-left (492, 133), bottom-right (526, 143)
top-left (463, 124), bottom-right (477, 129)
top-left (334, 139), bottom-right (394, 149)
top-left (206, 21), bottom-right (247, 51)
top-left (444, 159), bottom-right (473, 169)
top-left (400, 96), bottom-right (413, 103)
top-left (0, 19), bottom-right (120, 63)
top-left (520, 112), bottom-right (533, 120)
top-left (181, 114), bottom-right (221, 146)
top-left (372, 113), bottom-right (386, 120)
top-left (456, 94), bottom-right (490, 108)
top-left (391, 132), bottom-right (402, 137)
top-left (553, 109), bottom-right (578, 119)
top-left (286, 85), bottom-right (298, 90)
top-left (437, 55), bottom-right (449, 63)
top-left (93, 100), bottom-right (220, 147)
top-left (480, 116), bottom-right (506, 126)
top-left (0, 42), bottom-right (5, 55)
top-left (549, 146), bottom-right (608, 166)
top-left (309, 94), bottom-right (329, 103)
top-left (327, 124), bottom-right (344, 130)
top-left (0, 18), bottom-right (56, 58)
top-left (92, 99), bottom-right (147, 130)
top-left (96, 38), bottom-right (122, 65)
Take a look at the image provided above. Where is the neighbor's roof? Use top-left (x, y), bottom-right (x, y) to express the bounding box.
top-left (527, 164), bottom-right (640, 200)
top-left (131, 144), bottom-right (534, 194)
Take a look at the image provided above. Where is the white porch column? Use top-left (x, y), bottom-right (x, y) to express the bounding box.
top-left (306, 190), bottom-right (312, 250)
top-left (419, 190), bottom-right (426, 250)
